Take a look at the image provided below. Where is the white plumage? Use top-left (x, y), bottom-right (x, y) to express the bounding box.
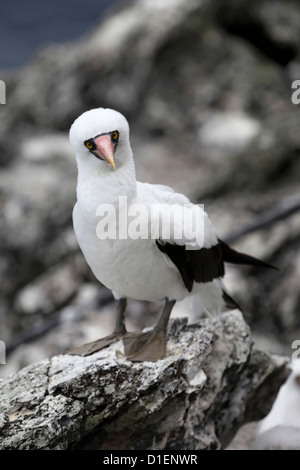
top-left (73, 183), bottom-right (221, 304)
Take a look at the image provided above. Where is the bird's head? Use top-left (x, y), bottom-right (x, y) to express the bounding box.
top-left (69, 107), bottom-right (130, 172)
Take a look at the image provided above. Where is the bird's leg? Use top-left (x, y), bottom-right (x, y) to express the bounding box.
top-left (112, 297), bottom-right (127, 336)
top-left (66, 298), bottom-right (127, 356)
top-left (123, 299), bottom-right (176, 362)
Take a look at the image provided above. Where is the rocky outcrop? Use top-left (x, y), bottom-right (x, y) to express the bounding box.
top-left (0, 312), bottom-right (289, 450)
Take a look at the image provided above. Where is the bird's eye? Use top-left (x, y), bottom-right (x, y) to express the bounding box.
top-left (112, 131), bottom-right (119, 142)
top-left (84, 141), bottom-right (94, 150)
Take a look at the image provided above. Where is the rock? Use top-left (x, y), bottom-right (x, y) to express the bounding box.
top-left (2, 284), bottom-right (113, 379)
top-left (14, 253), bottom-right (87, 316)
top-left (214, 0), bottom-right (300, 65)
top-left (0, 132), bottom-right (78, 339)
top-left (0, 311), bottom-right (289, 450)
top-left (198, 112), bottom-right (260, 159)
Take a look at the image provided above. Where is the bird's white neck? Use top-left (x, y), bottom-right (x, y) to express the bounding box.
top-left (76, 143), bottom-right (137, 215)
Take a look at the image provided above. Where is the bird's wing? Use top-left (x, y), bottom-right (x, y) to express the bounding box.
top-left (137, 183), bottom-right (224, 292)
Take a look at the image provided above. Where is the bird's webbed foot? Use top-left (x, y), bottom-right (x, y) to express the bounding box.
top-left (66, 332), bottom-right (124, 356)
top-left (123, 327), bottom-right (167, 362)
top-left (123, 298), bottom-right (176, 362)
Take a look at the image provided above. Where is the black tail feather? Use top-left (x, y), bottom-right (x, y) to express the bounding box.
top-left (222, 290), bottom-right (243, 312)
top-left (219, 239), bottom-right (280, 271)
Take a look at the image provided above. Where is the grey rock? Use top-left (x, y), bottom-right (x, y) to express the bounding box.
top-left (0, 311), bottom-right (289, 450)
top-left (14, 254), bottom-right (87, 316)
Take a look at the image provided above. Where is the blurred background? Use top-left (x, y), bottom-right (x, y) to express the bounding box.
top-left (0, 0), bottom-right (300, 400)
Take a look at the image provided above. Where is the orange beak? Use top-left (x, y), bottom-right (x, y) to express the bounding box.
top-left (94, 134), bottom-right (116, 170)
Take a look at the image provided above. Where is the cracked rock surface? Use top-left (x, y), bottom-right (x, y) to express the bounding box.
top-left (0, 311), bottom-right (288, 450)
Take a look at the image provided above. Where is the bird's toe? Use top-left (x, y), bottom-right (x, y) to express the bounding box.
top-left (123, 329), bottom-right (167, 362)
top-left (65, 333), bottom-right (123, 356)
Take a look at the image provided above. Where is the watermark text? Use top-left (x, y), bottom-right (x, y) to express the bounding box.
top-left (291, 340), bottom-right (300, 363)
top-left (0, 80), bottom-right (5, 104)
top-left (0, 340), bottom-right (6, 364)
top-left (95, 197), bottom-right (205, 248)
top-left (291, 80), bottom-right (300, 105)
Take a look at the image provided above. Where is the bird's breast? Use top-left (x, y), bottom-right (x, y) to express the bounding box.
top-left (73, 202), bottom-right (187, 302)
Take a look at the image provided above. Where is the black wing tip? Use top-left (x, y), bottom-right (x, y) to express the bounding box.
top-left (219, 239), bottom-right (280, 272)
top-left (266, 263), bottom-right (281, 272)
